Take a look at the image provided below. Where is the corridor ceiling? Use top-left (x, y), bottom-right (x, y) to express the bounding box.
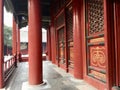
top-left (4, 0), bottom-right (51, 29)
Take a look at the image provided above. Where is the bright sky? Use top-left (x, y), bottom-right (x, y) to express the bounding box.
top-left (4, 7), bottom-right (47, 42)
top-left (4, 7), bottom-right (13, 27)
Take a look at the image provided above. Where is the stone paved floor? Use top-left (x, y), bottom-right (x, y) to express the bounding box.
top-left (5, 61), bottom-right (97, 90)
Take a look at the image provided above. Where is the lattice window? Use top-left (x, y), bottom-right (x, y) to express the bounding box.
top-left (66, 5), bottom-right (74, 68)
top-left (87, 0), bottom-right (104, 35)
top-left (55, 13), bottom-right (64, 28)
top-left (58, 27), bottom-right (64, 42)
top-left (52, 0), bottom-right (70, 15)
top-left (58, 27), bottom-right (65, 64)
top-left (60, 0), bottom-right (66, 8)
top-left (66, 6), bottom-right (73, 41)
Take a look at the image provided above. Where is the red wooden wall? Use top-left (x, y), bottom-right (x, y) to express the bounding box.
top-left (48, 0), bottom-right (120, 90)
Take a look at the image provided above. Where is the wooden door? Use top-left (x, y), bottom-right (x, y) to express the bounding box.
top-left (85, 0), bottom-right (106, 84)
top-left (58, 27), bottom-right (65, 64)
top-left (66, 4), bottom-right (74, 69)
top-left (55, 11), bottom-right (66, 66)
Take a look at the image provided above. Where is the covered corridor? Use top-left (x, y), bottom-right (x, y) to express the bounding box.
top-left (0, 0), bottom-right (120, 90)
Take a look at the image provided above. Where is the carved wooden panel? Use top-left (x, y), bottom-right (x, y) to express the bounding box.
top-left (58, 27), bottom-right (65, 64)
top-left (86, 0), bottom-right (106, 83)
top-left (87, 0), bottom-right (104, 35)
top-left (68, 42), bottom-right (74, 68)
top-left (66, 4), bottom-right (73, 68)
top-left (53, 0), bottom-right (70, 15)
top-left (55, 12), bottom-right (64, 28)
top-left (90, 46), bottom-right (106, 69)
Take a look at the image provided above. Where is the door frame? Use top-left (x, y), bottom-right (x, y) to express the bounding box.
top-left (113, 0), bottom-right (120, 88)
top-left (83, 0), bottom-right (116, 89)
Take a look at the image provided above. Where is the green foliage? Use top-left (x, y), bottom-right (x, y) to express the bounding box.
top-left (4, 25), bottom-right (12, 47)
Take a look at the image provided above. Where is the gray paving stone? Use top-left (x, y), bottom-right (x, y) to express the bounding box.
top-left (5, 61), bottom-right (97, 90)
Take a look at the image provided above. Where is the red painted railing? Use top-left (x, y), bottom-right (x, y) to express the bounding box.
top-left (4, 56), bottom-right (16, 82)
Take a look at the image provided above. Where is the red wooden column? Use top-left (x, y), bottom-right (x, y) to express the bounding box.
top-left (50, 23), bottom-right (56, 64)
top-left (114, 0), bottom-right (120, 87)
top-left (104, 0), bottom-right (116, 89)
top-left (46, 29), bottom-right (49, 60)
top-left (0, 0), bottom-right (4, 88)
top-left (12, 18), bottom-right (17, 55)
top-left (73, 0), bottom-right (83, 79)
top-left (28, 0), bottom-right (43, 85)
top-left (47, 28), bottom-right (51, 60)
top-left (17, 26), bottom-right (21, 61)
top-left (47, 29), bottom-right (49, 60)
top-left (12, 17), bottom-right (17, 67)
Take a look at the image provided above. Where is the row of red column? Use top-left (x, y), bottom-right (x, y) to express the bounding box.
top-left (12, 18), bottom-right (21, 60)
top-left (12, 18), bottom-right (21, 66)
top-left (12, 18), bottom-right (18, 67)
top-left (46, 27), bottom-right (51, 60)
top-left (12, 18), bottom-right (17, 56)
top-left (0, 0), bottom-right (43, 87)
top-left (0, 0), bottom-right (21, 88)
top-left (0, 0), bottom-right (83, 88)
top-left (0, 0), bottom-right (44, 88)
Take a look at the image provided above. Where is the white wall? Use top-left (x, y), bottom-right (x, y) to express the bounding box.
top-left (42, 28), bottom-right (47, 42)
top-left (20, 27), bottom-right (47, 43)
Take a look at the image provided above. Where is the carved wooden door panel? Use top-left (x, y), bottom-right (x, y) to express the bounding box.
top-left (66, 5), bottom-right (74, 68)
top-left (58, 27), bottom-right (65, 64)
top-left (55, 10), bottom-right (65, 66)
top-left (55, 11), bottom-right (65, 65)
top-left (86, 0), bottom-right (106, 83)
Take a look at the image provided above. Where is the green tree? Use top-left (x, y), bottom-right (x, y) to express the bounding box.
top-left (4, 25), bottom-right (12, 47)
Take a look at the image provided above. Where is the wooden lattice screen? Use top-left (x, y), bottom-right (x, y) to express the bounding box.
top-left (88, 0), bottom-right (104, 35)
top-left (55, 13), bottom-right (64, 28)
top-left (58, 27), bottom-right (65, 64)
top-left (53, 0), bottom-right (71, 15)
top-left (66, 4), bottom-right (73, 68)
top-left (55, 11), bottom-right (65, 64)
top-left (86, 0), bottom-right (106, 83)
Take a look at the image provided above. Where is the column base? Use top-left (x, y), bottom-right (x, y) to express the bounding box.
top-left (14, 54), bottom-right (17, 68)
top-left (22, 80), bottom-right (51, 90)
top-left (0, 88), bottom-right (5, 90)
top-left (18, 53), bottom-right (22, 62)
top-left (112, 86), bottom-right (120, 90)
